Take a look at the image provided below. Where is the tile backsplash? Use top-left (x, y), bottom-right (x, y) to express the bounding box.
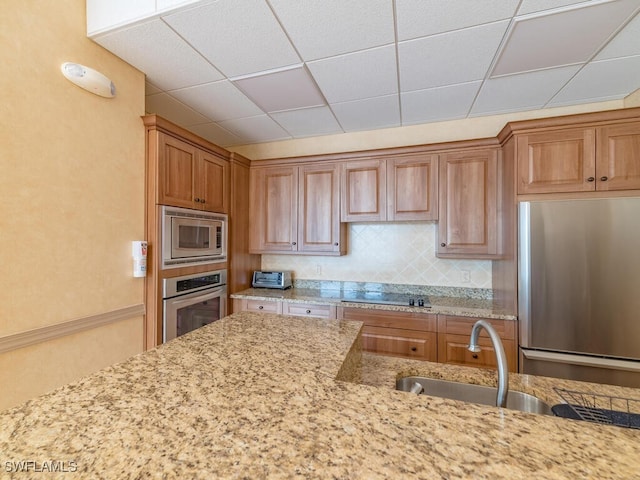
top-left (261, 222), bottom-right (492, 288)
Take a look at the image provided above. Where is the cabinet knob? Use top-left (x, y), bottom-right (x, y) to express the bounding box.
top-left (292, 242), bottom-right (297, 246)
top-left (306, 309), bottom-right (311, 314)
top-left (410, 347), bottom-right (417, 352)
top-left (472, 354), bottom-right (478, 359)
top-left (258, 305), bottom-right (264, 310)
top-left (194, 197), bottom-right (201, 202)
top-left (600, 176), bottom-right (608, 181)
top-left (587, 177), bottom-right (595, 182)
top-left (334, 243), bottom-right (339, 246)
top-left (440, 243), bottom-right (446, 247)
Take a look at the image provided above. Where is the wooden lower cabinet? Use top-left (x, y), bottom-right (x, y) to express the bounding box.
top-left (234, 298), bottom-right (282, 314)
top-left (338, 307), bottom-right (438, 361)
top-left (437, 315), bottom-right (517, 372)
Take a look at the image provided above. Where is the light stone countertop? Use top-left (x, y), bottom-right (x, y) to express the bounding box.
top-left (231, 287), bottom-right (516, 320)
top-left (1, 312), bottom-right (639, 479)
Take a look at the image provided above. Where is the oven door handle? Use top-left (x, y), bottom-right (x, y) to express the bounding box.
top-left (165, 286), bottom-right (226, 304)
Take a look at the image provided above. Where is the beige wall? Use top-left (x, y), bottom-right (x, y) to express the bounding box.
top-left (625, 88), bottom-right (640, 107)
top-left (0, 0), bottom-right (146, 410)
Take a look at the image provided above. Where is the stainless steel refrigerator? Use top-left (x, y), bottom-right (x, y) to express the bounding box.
top-left (518, 197), bottom-right (640, 388)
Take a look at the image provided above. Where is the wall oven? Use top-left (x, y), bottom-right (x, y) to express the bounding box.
top-left (161, 206), bottom-right (227, 269)
top-left (162, 269), bottom-right (227, 343)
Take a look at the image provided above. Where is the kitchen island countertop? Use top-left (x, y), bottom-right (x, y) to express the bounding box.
top-left (1, 312), bottom-right (639, 479)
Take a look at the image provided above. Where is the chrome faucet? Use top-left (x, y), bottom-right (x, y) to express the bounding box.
top-left (467, 320), bottom-right (509, 408)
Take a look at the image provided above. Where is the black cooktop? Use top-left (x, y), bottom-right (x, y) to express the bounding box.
top-left (341, 291), bottom-right (430, 308)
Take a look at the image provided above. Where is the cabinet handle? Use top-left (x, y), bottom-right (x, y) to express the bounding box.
top-left (600, 176), bottom-right (608, 182)
top-left (587, 177), bottom-right (595, 182)
top-left (194, 197), bottom-right (201, 202)
top-left (440, 243), bottom-right (446, 247)
top-left (334, 243), bottom-right (339, 246)
top-left (472, 354), bottom-right (478, 359)
top-left (258, 305), bottom-right (264, 310)
top-left (411, 347), bottom-right (417, 352)
top-left (292, 242), bottom-right (297, 246)
top-left (306, 309), bottom-right (311, 314)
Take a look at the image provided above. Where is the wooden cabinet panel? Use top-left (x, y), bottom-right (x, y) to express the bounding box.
top-left (362, 326), bottom-right (437, 362)
top-left (341, 159), bottom-right (386, 222)
top-left (249, 166), bottom-right (298, 253)
top-left (387, 155), bottom-right (438, 221)
top-left (197, 151), bottom-right (229, 213)
top-left (438, 148), bottom-right (500, 258)
top-left (282, 302), bottom-right (336, 319)
top-left (157, 133), bottom-right (197, 209)
top-left (240, 299), bottom-right (283, 314)
top-left (339, 307), bottom-right (436, 331)
top-left (597, 122), bottom-right (640, 191)
top-left (517, 128), bottom-right (596, 194)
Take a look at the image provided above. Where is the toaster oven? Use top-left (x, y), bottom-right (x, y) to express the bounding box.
top-left (252, 271), bottom-right (292, 289)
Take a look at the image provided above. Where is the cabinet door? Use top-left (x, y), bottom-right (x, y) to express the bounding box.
top-left (196, 151), bottom-right (229, 213)
top-left (438, 148), bottom-right (500, 258)
top-left (597, 122), bottom-right (640, 191)
top-left (362, 326), bottom-right (438, 362)
top-left (249, 166), bottom-right (298, 252)
top-left (298, 164), bottom-right (342, 253)
top-left (387, 155), bottom-right (438, 221)
top-left (157, 133), bottom-right (196, 208)
top-left (516, 128), bottom-right (596, 194)
top-left (341, 159), bottom-right (386, 222)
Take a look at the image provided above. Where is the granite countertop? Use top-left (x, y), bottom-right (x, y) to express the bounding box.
top-left (1, 312), bottom-right (639, 479)
top-left (231, 287), bottom-right (516, 320)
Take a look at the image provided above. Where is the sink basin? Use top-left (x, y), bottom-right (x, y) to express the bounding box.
top-left (396, 376), bottom-right (553, 415)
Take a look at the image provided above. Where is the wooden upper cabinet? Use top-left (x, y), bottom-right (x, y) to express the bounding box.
top-left (596, 122), bottom-right (640, 191)
top-left (341, 159), bottom-right (386, 222)
top-left (516, 120), bottom-right (640, 194)
top-left (157, 132), bottom-right (229, 212)
top-left (387, 155), bottom-right (439, 221)
top-left (249, 164), bottom-right (346, 255)
top-left (438, 148), bottom-right (500, 258)
top-left (517, 128), bottom-right (596, 194)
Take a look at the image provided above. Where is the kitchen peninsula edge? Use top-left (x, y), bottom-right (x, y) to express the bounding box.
top-left (1, 312), bottom-right (638, 478)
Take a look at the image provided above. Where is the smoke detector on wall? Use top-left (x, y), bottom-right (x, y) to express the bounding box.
top-left (61, 62), bottom-right (116, 98)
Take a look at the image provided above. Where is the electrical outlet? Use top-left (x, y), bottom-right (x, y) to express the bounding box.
top-left (461, 270), bottom-right (471, 283)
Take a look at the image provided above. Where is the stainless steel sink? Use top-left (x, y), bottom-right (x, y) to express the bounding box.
top-left (396, 376), bottom-right (553, 415)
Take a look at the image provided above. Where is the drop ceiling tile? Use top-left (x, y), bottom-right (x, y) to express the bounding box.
top-left (170, 80), bottom-right (263, 122)
top-left (86, 0), bottom-right (155, 35)
top-left (492, 0), bottom-right (640, 76)
top-left (471, 65), bottom-right (580, 116)
top-left (596, 11), bottom-right (640, 60)
top-left (269, 0), bottom-right (395, 60)
top-left (145, 92), bottom-right (209, 126)
top-left (217, 115), bottom-right (292, 144)
top-left (94, 19), bottom-right (224, 91)
top-left (401, 81), bottom-right (482, 125)
top-left (186, 122), bottom-right (243, 148)
top-left (270, 107), bottom-right (343, 138)
top-left (517, 0), bottom-right (598, 15)
top-left (232, 65), bottom-right (325, 112)
top-left (307, 45), bottom-right (398, 103)
top-left (396, 0), bottom-right (519, 40)
top-left (331, 95), bottom-right (400, 132)
top-left (163, 0), bottom-right (300, 77)
top-left (548, 55), bottom-right (640, 105)
top-left (398, 20), bottom-right (510, 91)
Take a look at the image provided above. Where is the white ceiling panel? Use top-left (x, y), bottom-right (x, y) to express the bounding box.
top-left (492, 0), bottom-right (640, 77)
top-left (549, 55), bottom-right (640, 105)
top-left (163, 0), bottom-right (300, 77)
top-left (471, 65), bottom-right (581, 116)
top-left (596, 11), bottom-right (640, 60)
top-left (170, 81), bottom-right (263, 122)
top-left (331, 95), bottom-right (400, 132)
top-left (95, 19), bottom-right (224, 91)
top-left (271, 107), bottom-right (343, 138)
top-left (88, 0), bottom-right (640, 147)
top-left (401, 81), bottom-right (482, 125)
top-left (269, 0), bottom-right (395, 60)
top-left (396, 0), bottom-right (519, 40)
top-left (145, 93), bottom-right (209, 126)
top-left (399, 20), bottom-right (510, 92)
top-left (186, 122), bottom-right (243, 148)
top-left (307, 45), bottom-right (398, 104)
top-left (217, 115), bottom-right (292, 144)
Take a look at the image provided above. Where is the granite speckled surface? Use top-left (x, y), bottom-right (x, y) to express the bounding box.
top-left (231, 287), bottom-right (515, 320)
top-left (1, 312), bottom-right (639, 479)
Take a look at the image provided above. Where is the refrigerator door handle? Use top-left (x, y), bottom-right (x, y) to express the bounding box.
top-left (522, 349), bottom-right (640, 373)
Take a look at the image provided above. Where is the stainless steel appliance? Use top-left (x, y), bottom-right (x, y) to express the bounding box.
top-left (519, 197), bottom-right (640, 387)
top-left (163, 269), bottom-right (227, 342)
top-left (161, 206), bottom-right (227, 269)
top-left (252, 271), bottom-right (292, 289)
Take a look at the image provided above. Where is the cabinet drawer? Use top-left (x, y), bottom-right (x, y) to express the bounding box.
top-left (362, 326), bottom-right (437, 362)
top-left (282, 302), bottom-right (336, 319)
top-left (438, 334), bottom-right (516, 372)
top-left (437, 315), bottom-right (515, 340)
top-left (242, 299), bottom-right (282, 314)
top-left (339, 307), bottom-right (436, 332)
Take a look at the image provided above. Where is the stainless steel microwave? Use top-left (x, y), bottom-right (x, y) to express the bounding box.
top-left (161, 206), bottom-right (227, 269)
